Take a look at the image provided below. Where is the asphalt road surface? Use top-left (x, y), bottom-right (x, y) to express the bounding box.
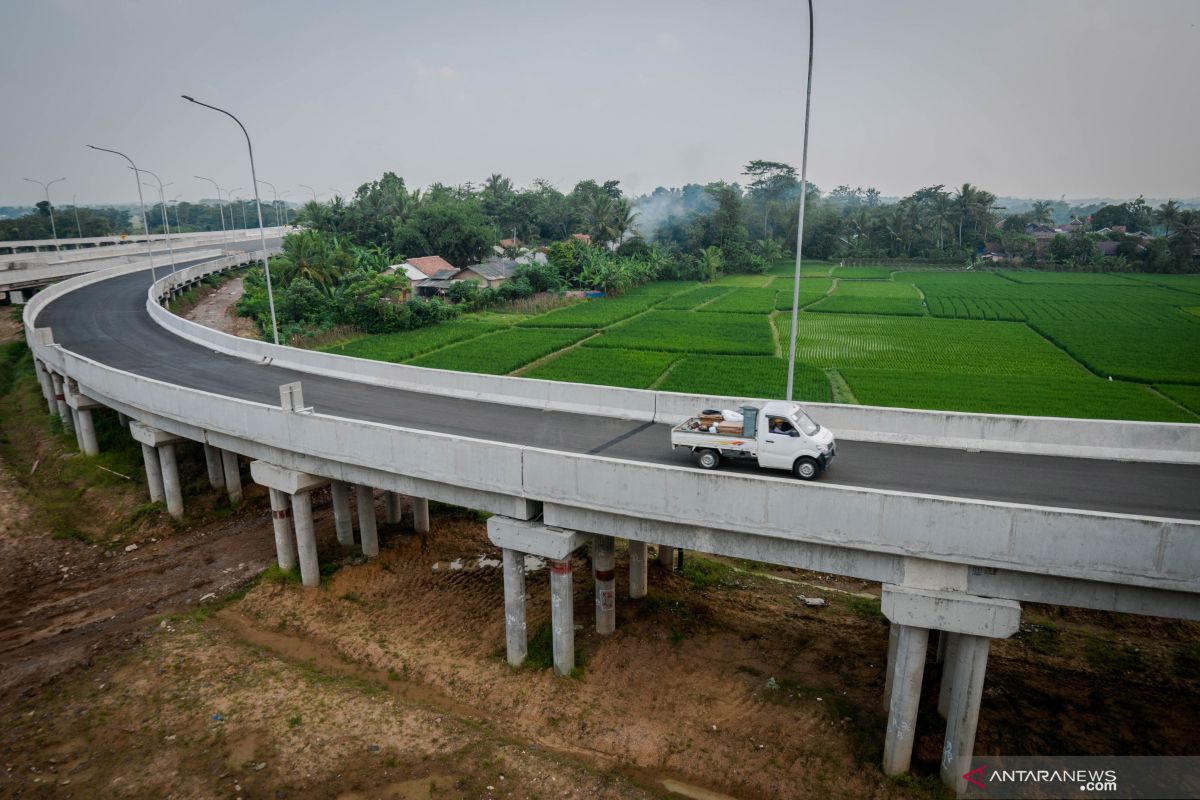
top-left (36, 251), bottom-right (1200, 521)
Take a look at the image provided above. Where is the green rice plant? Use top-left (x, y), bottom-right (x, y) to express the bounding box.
top-left (657, 355), bottom-right (830, 402)
top-left (588, 311), bottom-right (776, 355)
top-left (1155, 384), bottom-right (1200, 415)
top-left (624, 280), bottom-right (702, 296)
top-left (1030, 318), bottom-right (1200, 384)
top-left (407, 327), bottom-right (592, 374)
top-left (320, 319), bottom-right (507, 362)
top-left (1122, 274), bottom-right (1200, 295)
top-left (713, 274), bottom-right (773, 287)
top-left (656, 286), bottom-right (733, 310)
top-left (831, 266), bottom-right (894, 280)
top-left (523, 348), bottom-right (677, 388)
top-left (808, 280), bottom-right (925, 316)
top-left (997, 270), bottom-right (1143, 286)
top-left (699, 288), bottom-right (779, 314)
top-left (773, 278), bottom-right (834, 309)
top-left (517, 295), bottom-right (658, 328)
top-left (840, 369), bottom-right (1196, 422)
top-left (773, 313), bottom-right (1089, 377)
top-left (768, 258), bottom-right (833, 276)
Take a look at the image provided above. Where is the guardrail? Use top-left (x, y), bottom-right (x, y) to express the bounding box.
top-left (144, 263), bottom-right (1200, 465)
top-left (2, 226), bottom-right (289, 258)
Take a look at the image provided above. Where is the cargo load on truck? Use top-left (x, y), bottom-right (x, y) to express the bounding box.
top-left (669, 401), bottom-right (836, 480)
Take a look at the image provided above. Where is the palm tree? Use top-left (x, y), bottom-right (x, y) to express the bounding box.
top-left (929, 192), bottom-right (952, 251)
top-left (1030, 200), bottom-right (1055, 226)
top-left (1156, 200), bottom-right (1181, 237)
top-left (953, 183), bottom-right (977, 247)
top-left (274, 230), bottom-right (353, 290)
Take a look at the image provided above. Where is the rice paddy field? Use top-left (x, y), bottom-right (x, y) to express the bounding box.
top-left (319, 265), bottom-right (1200, 422)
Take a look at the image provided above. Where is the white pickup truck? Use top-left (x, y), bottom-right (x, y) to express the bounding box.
top-left (670, 400), bottom-right (836, 480)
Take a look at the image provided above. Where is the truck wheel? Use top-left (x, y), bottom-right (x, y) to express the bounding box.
top-left (696, 449), bottom-right (721, 470)
top-left (793, 457), bottom-right (819, 480)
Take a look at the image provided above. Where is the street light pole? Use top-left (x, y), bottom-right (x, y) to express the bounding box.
top-left (72, 194), bottom-right (83, 239)
top-left (194, 176), bottom-right (230, 250)
top-left (85, 145), bottom-right (157, 284)
top-left (170, 195), bottom-right (183, 232)
top-left (182, 94), bottom-right (279, 344)
top-left (23, 177), bottom-right (65, 261)
top-left (785, 0), bottom-right (816, 402)
top-left (299, 184), bottom-right (317, 203)
top-left (257, 178), bottom-right (281, 229)
top-left (138, 169), bottom-right (177, 273)
top-left (279, 191), bottom-right (291, 225)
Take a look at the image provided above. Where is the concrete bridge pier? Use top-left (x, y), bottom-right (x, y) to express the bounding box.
top-left (412, 497), bottom-right (430, 534)
top-left (331, 481), bottom-right (355, 546)
top-left (385, 491), bottom-right (403, 525)
top-left (355, 485), bottom-right (379, 556)
top-left (49, 372), bottom-right (72, 433)
top-left (250, 461), bottom-right (330, 587)
top-left (34, 360), bottom-right (56, 416)
top-left (64, 381), bottom-right (102, 456)
top-left (268, 488), bottom-right (298, 570)
top-left (502, 548), bottom-right (527, 666)
top-left (628, 540), bottom-right (648, 599)
top-left (203, 444), bottom-right (225, 490)
top-left (130, 422), bottom-right (186, 517)
top-left (221, 449), bottom-right (243, 504)
top-left (880, 583), bottom-right (1021, 791)
top-left (657, 544), bottom-right (675, 570)
top-left (488, 517), bottom-right (591, 675)
top-left (593, 535), bottom-right (616, 635)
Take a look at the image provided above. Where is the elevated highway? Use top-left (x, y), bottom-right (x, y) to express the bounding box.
top-left (23, 251), bottom-right (1200, 794)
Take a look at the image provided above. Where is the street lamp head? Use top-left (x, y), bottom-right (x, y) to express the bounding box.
top-left (181, 95), bottom-right (195, 102)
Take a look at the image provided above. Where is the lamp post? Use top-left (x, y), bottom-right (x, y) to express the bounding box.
top-left (85, 145), bottom-right (157, 284)
top-left (231, 193), bottom-right (248, 229)
top-left (785, 0), bottom-right (816, 402)
top-left (181, 94), bottom-right (279, 344)
top-left (138, 169), bottom-right (177, 273)
top-left (299, 184), bottom-right (317, 203)
top-left (279, 191), bottom-right (292, 225)
top-left (195, 176), bottom-right (230, 250)
top-left (256, 178), bottom-right (281, 229)
top-left (228, 187), bottom-right (243, 232)
top-left (170, 195), bottom-right (183, 232)
top-left (72, 194), bottom-right (83, 239)
top-left (23, 176), bottom-right (65, 261)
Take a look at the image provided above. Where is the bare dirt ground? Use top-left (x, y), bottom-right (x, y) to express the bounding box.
top-left (1, 326), bottom-right (1198, 799)
top-left (181, 276), bottom-right (258, 339)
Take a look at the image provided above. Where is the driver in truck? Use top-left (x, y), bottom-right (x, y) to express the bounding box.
top-left (769, 417), bottom-right (791, 435)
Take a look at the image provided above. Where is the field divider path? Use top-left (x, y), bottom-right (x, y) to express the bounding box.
top-left (690, 288), bottom-right (738, 311)
top-left (390, 323), bottom-right (518, 364)
top-left (1022, 321), bottom-right (1109, 380)
top-left (768, 310), bottom-right (784, 357)
top-left (646, 358), bottom-right (683, 390)
top-left (1147, 386), bottom-right (1200, 421)
top-left (825, 368), bottom-right (858, 404)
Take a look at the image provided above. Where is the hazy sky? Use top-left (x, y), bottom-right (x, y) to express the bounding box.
top-left (2, 0), bottom-right (1197, 207)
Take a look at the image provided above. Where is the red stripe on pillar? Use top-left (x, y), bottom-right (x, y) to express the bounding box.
top-left (551, 560), bottom-right (572, 575)
top-left (271, 509), bottom-right (290, 519)
top-left (594, 569), bottom-right (615, 581)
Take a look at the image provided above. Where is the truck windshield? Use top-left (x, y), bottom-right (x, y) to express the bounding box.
top-left (792, 411), bottom-right (819, 435)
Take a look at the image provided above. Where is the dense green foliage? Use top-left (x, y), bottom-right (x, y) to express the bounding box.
top-left (1, 203), bottom-right (134, 240)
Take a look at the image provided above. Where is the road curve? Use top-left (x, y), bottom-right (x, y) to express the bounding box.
top-left (35, 256), bottom-right (1200, 521)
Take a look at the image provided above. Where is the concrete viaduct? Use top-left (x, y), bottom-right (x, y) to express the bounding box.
top-left (18, 248), bottom-right (1200, 796)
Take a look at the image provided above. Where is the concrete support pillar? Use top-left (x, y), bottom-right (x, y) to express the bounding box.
top-left (938, 633), bottom-right (960, 718)
top-left (50, 373), bottom-right (71, 430)
top-left (157, 443), bottom-right (184, 519)
top-left (628, 540), bottom-right (648, 599)
top-left (75, 408), bottom-right (98, 456)
top-left (883, 622), bottom-right (901, 710)
top-left (140, 442), bottom-right (165, 504)
top-left (203, 444), bottom-right (225, 490)
top-left (502, 548), bottom-right (527, 667)
top-left (70, 409), bottom-right (84, 452)
top-left (117, 412), bottom-right (129, 427)
top-left (331, 481), bottom-right (354, 546)
top-left (385, 491), bottom-right (402, 525)
top-left (550, 558), bottom-right (575, 676)
top-left (355, 485), bottom-right (379, 557)
top-left (269, 488), bottom-right (298, 570)
top-left (221, 449), bottom-right (243, 504)
top-left (593, 534), bottom-right (616, 635)
top-left (35, 361), bottom-right (56, 415)
top-left (412, 496), bottom-right (430, 534)
top-left (291, 491), bottom-right (320, 588)
top-left (940, 635), bottom-right (991, 794)
top-left (882, 624), bottom-right (930, 776)
top-left (657, 544), bottom-right (675, 570)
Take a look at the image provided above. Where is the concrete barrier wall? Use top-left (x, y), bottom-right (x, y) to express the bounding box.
top-left (144, 265), bottom-right (1200, 463)
top-left (522, 448), bottom-right (1200, 594)
top-left (2, 227), bottom-right (288, 259)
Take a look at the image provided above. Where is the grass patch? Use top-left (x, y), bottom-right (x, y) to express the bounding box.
top-left (407, 327), bottom-right (592, 374)
top-left (523, 347), bottom-right (677, 389)
top-left (588, 311), bottom-right (775, 355)
top-left (657, 355), bottom-right (830, 403)
top-left (679, 554), bottom-right (735, 590)
top-left (319, 319), bottom-right (508, 362)
top-left (262, 564), bottom-right (302, 585)
top-left (845, 595), bottom-right (886, 625)
top-left (517, 295), bottom-right (658, 328)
